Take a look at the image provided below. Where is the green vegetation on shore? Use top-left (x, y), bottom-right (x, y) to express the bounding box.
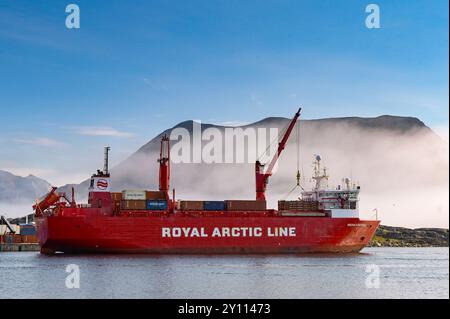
top-left (369, 225), bottom-right (449, 247)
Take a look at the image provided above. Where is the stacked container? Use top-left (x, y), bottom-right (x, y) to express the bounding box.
top-left (118, 190), bottom-right (168, 211)
top-left (146, 200), bottom-right (168, 210)
top-left (203, 201), bottom-right (226, 211)
top-left (179, 201), bottom-right (204, 211)
top-left (121, 200), bottom-right (146, 210)
top-left (122, 190), bottom-right (146, 200)
top-left (146, 191), bottom-right (168, 210)
top-left (18, 224), bottom-right (36, 236)
top-left (111, 192), bottom-right (122, 211)
top-left (121, 190), bottom-right (147, 210)
top-left (225, 200), bottom-right (267, 211)
top-left (278, 200), bottom-right (319, 211)
top-left (146, 191), bottom-right (166, 200)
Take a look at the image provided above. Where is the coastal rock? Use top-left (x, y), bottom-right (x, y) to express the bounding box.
top-left (369, 225), bottom-right (449, 247)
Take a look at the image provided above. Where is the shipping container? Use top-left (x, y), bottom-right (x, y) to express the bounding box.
top-left (280, 211), bottom-right (326, 217)
top-left (225, 200), bottom-right (267, 211)
top-left (2, 224), bottom-right (20, 234)
top-left (18, 224), bottom-right (36, 236)
top-left (122, 190), bottom-right (146, 200)
top-left (179, 200), bottom-right (204, 211)
top-left (278, 200), bottom-right (319, 211)
top-left (146, 191), bottom-right (166, 200)
top-left (111, 192), bottom-right (122, 201)
top-left (146, 200), bottom-right (168, 210)
top-left (121, 200), bottom-right (147, 210)
top-left (21, 235), bottom-right (38, 243)
top-left (0, 234), bottom-right (13, 244)
top-left (13, 234), bottom-right (22, 243)
top-left (203, 201), bottom-right (226, 211)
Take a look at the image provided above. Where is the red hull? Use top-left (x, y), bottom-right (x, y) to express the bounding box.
top-left (36, 208), bottom-right (379, 254)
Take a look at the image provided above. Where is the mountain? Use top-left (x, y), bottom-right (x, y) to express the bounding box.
top-left (57, 114), bottom-right (449, 228)
top-left (0, 170), bottom-right (51, 203)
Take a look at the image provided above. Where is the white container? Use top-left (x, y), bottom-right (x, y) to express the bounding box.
top-left (122, 190), bottom-right (146, 200)
top-left (0, 224), bottom-right (19, 234)
top-left (330, 209), bottom-right (359, 218)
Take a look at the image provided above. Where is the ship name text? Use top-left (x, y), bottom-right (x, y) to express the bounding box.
top-left (162, 226), bottom-right (296, 238)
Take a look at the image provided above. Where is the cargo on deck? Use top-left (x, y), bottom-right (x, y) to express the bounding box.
top-left (121, 200), bottom-right (146, 210)
top-left (179, 200), bottom-right (204, 211)
top-left (225, 200), bottom-right (267, 211)
top-left (146, 200), bottom-right (168, 210)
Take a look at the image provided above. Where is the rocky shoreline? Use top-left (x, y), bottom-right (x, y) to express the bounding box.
top-left (368, 225), bottom-right (449, 247)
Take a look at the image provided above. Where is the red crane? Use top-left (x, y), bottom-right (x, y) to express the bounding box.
top-left (158, 134), bottom-right (170, 201)
top-left (255, 107), bottom-right (301, 201)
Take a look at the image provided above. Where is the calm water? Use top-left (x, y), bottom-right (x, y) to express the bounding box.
top-left (0, 248), bottom-right (448, 299)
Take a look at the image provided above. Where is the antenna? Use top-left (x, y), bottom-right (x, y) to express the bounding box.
top-left (345, 177), bottom-right (350, 190)
top-left (104, 146), bottom-right (110, 174)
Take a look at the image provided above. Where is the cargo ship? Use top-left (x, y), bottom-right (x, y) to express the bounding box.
top-left (34, 108), bottom-right (379, 254)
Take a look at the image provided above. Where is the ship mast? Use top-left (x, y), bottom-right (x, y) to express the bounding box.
top-left (312, 155), bottom-right (328, 190)
top-left (255, 108), bottom-right (301, 200)
top-left (103, 146), bottom-right (110, 175)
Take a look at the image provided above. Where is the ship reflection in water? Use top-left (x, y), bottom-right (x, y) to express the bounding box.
top-left (0, 248), bottom-right (448, 299)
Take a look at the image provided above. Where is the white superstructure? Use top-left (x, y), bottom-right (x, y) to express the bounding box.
top-left (301, 155), bottom-right (360, 218)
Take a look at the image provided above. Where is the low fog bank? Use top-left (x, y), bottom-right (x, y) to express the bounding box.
top-left (19, 116), bottom-right (448, 228)
top-left (0, 202), bottom-right (35, 219)
top-left (118, 117), bottom-right (448, 228)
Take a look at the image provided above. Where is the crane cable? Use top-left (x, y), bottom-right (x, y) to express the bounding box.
top-left (282, 184), bottom-right (300, 200)
top-left (281, 118), bottom-right (303, 200)
top-left (255, 111), bottom-right (302, 201)
top-left (296, 118), bottom-right (300, 186)
top-left (257, 121), bottom-right (290, 163)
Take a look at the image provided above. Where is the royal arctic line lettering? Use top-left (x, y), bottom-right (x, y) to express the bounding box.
top-left (161, 227), bottom-right (296, 238)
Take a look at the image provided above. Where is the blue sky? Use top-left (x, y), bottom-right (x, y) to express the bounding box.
top-left (0, 0), bottom-right (448, 185)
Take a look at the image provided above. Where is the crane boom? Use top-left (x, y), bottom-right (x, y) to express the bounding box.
top-left (158, 135), bottom-right (171, 201)
top-left (255, 107), bottom-right (301, 200)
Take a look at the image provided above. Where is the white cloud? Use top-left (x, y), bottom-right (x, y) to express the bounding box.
top-left (0, 165), bottom-right (89, 187)
top-left (216, 121), bottom-right (251, 127)
top-left (1, 166), bottom-right (56, 179)
top-left (74, 126), bottom-right (134, 138)
top-left (12, 137), bottom-right (66, 147)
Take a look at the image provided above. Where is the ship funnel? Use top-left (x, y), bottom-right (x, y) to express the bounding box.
top-left (104, 146), bottom-right (110, 174)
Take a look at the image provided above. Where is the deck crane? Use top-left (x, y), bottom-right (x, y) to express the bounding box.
top-left (0, 215), bottom-right (16, 234)
top-left (158, 134), bottom-right (171, 201)
top-left (255, 107), bottom-right (301, 201)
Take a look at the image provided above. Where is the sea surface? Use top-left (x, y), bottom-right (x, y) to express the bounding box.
top-left (0, 248), bottom-right (448, 299)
